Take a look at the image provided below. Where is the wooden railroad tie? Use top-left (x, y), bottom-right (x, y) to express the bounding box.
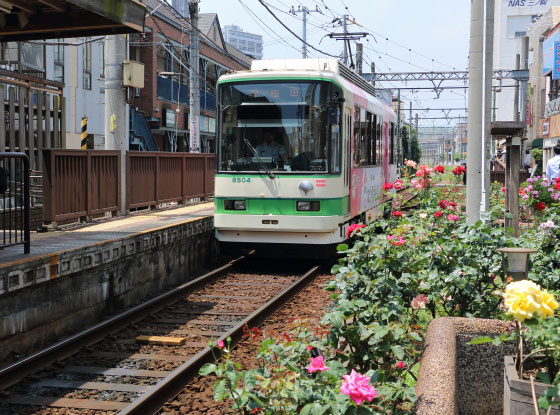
top-left (136, 335), bottom-right (186, 346)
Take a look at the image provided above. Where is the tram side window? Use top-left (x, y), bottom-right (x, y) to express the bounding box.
top-left (389, 122), bottom-right (395, 165)
top-left (359, 108), bottom-right (367, 166)
top-left (369, 114), bottom-right (376, 166)
top-left (376, 116), bottom-right (383, 166)
top-left (353, 107), bottom-right (360, 167)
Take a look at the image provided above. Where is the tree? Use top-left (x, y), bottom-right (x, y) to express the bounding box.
top-left (401, 125), bottom-right (422, 163)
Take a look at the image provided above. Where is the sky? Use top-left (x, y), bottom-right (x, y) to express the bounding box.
top-left (200, 0), bottom-right (473, 129)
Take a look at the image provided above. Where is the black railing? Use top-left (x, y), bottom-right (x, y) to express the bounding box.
top-left (0, 153), bottom-right (30, 254)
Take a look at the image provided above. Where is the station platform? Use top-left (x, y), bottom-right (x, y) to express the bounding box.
top-left (0, 202), bottom-right (215, 266)
top-left (0, 202), bottom-right (217, 362)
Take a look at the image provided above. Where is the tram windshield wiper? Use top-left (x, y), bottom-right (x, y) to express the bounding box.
top-left (243, 139), bottom-right (275, 179)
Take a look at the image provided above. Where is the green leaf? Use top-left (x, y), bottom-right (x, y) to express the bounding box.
top-left (199, 363), bottom-right (216, 375)
top-left (469, 336), bottom-right (493, 345)
top-left (213, 379), bottom-right (226, 402)
top-left (337, 243), bottom-right (349, 251)
top-left (391, 345), bottom-right (405, 360)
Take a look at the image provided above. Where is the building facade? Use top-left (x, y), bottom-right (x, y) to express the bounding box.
top-left (133, 0), bottom-right (252, 153)
top-left (527, 7), bottom-right (560, 168)
top-left (493, 0), bottom-right (560, 122)
top-left (223, 24), bottom-right (263, 60)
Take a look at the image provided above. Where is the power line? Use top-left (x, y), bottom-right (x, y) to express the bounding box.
top-left (258, 0), bottom-right (340, 58)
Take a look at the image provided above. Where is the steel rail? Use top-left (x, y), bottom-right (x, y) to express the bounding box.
top-left (0, 256), bottom-right (245, 390)
top-left (118, 264), bottom-right (321, 415)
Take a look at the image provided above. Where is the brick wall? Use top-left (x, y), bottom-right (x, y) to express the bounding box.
top-left (132, 15), bottom-right (250, 135)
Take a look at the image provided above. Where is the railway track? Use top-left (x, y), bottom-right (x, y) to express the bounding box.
top-left (0, 257), bottom-right (320, 415)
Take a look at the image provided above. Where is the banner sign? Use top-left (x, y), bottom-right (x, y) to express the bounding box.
top-left (554, 41), bottom-right (560, 80)
top-left (507, 0), bottom-right (547, 6)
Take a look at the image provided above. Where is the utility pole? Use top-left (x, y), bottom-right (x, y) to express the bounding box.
top-left (466, 0), bottom-right (494, 224)
top-left (189, 0), bottom-right (201, 153)
top-left (104, 34), bottom-right (127, 215)
top-left (415, 113), bottom-right (419, 162)
top-left (356, 43), bottom-right (363, 74)
top-left (408, 101), bottom-right (412, 160)
top-left (290, 5), bottom-right (320, 59)
top-left (343, 15), bottom-right (348, 65)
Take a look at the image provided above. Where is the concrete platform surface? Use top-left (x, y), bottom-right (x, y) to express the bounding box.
top-left (0, 203), bottom-right (215, 267)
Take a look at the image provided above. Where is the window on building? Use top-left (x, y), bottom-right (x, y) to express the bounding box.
top-left (83, 40), bottom-right (92, 90)
top-left (99, 42), bottom-right (105, 93)
top-left (54, 40), bottom-right (64, 83)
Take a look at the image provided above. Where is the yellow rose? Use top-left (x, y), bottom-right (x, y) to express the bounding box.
top-left (503, 280), bottom-right (559, 322)
top-left (503, 280), bottom-right (547, 322)
top-left (538, 290), bottom-right (559, 318)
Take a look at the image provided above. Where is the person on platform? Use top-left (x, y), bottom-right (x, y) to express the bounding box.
top-left (256, 131), bottom-right (287, 162)
top-left (497, 145), bottom-right (504, 160)
top-left (523, 149), bottom-right (532, 171)
top-left (546, 145), bottom-right (560, 181)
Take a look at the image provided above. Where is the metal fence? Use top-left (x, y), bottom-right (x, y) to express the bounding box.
top-left (42, 150), bottom-right (121, 224)
top-left (0, 152), bottom-right (30, 254)
top-left (42, 150), bottom-right (214, 224)
top-left (127, 151), bottom-right (214, 210)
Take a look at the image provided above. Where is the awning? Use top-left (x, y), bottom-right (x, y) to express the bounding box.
top-left (531, 138), bottom-right (543, 149)
top-left (0, 0), bottom-right (146, 42)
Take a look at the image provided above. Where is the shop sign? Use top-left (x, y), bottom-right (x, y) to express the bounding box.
top-left (208, 117), bottom-right (216, 133)
top-left (554, 42), bottom-right (560, 80)
top-left (507, 0), bottom-right (547, 6)
top-left (543, 120), bottom-right (550, 136)
top-left (545, 97), bottom-right (560, 117)
top-left (550, 114), bottom-right (560, 137)
top-left (200, 116), bottom-right (209, 132)
top-left (164, 108), bottom-right (175, 128)
top-left (543, 29), bottom-right (560, 75)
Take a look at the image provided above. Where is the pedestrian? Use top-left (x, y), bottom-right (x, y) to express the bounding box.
top-left (497, 145), bottom-right (504, 160)
top-left (523, 149), bottom-right (532, 171)
top-left (545, 145), bottom-right (560, 181)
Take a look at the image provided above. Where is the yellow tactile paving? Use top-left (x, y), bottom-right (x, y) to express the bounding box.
top-left (72, 203), bottom-right (214, 233)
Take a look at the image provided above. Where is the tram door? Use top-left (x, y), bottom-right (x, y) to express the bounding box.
top-left (345, 108), bottom-right (352, 192)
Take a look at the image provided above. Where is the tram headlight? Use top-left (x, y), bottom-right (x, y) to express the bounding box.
top-left (297, 201), bottom-right (320, 211)
top-left (225, 200), bottom-right (246, 210)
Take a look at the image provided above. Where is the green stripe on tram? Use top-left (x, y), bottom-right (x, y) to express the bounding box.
top-left (217, 76), bottom-right (344, 90)
top-left (215, 197), bottom-right (349, 216)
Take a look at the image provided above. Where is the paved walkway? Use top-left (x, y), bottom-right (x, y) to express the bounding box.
top-left (0, 203), bottom-right (215, 266)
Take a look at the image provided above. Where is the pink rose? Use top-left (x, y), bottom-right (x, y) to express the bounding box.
top-left (384, 182), bottom-right (393, 191)
top-left (340, 369), bottom-right (377, 405)
top-left (397, 361), bottom-right (406, 369)
top-left (306, 345), bottom-right (313, 351)
top-left (306, 356), bottom-right (329, 373)
top-left (447, 214), bottom-right (459, 222)
top-left (217, 340), bottom-right (225, 349)
top-left (411, 294), bottom-right (429, 310)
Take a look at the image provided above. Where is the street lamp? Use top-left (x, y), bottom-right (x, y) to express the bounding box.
top-left (497, 247), bottom-right (537, 281)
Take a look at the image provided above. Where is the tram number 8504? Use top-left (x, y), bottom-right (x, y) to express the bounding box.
top-left (232, 177), bottom-right (251, 183)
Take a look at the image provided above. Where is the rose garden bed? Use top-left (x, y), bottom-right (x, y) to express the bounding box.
top-left (200, 165), bottom-right (560, 414)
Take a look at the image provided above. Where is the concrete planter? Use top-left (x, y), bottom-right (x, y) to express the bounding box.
top-left (504, 355), bottom-right (559, 415)
top-left (415, 317), bottom-right (516, 415)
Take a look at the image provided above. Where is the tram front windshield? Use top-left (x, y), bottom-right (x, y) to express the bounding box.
top-left (218, 81), bottom-right (341, 174)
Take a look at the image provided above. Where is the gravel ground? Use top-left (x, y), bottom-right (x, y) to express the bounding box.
top-left (158, 272), bottom-right (335, 415)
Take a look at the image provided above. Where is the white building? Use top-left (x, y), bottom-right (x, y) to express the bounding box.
top-left (223, 24), bottom-right (263, 59)
top-left (493, 0), bottom-right (560, 122)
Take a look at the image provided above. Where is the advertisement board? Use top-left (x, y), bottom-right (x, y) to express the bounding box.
top-left (554, 42), bottom-right (560, 80)
top-left (543, 28), bottom-right (560, 75)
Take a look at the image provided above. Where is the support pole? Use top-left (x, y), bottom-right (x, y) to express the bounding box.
top-left (408, 102), bottom-right (412, 160)
top-left (514, 54), bottom-right (520, 122)
top-left (356, 43), bottom-right (363, 74)
top-left (343, 15), bottom-right (348, 65)
top-left (521, 36), bottom-right (529, 125)
top-left (104, 34), bottom-right (127, 215)
top-left (189, 0), bottom-right (201, 153)
top-left (302, 6), bottom-right (307, 58)
top-left (466, 0), bottom-right (494, 224)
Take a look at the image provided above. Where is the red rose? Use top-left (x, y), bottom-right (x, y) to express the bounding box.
top-left (434, 210), bottom-right (443, 218)
top-left (501, 187), bottom-right (506, 193)
top-left (556, 177), bottom-right (560, 183)
top-left (346, 223), bottom-right (366, 237)
top-left (384, 182), bottom-right (393, 191)
top-left (439, 200), bottom-right (449, 208)
top-left (448, 201), bottom-right (457, 207)
top-left (434, 165), bottom-right (445, 174)
top-left (392, 210), bottom-right (403, 218)
top-left (452, 166), bottom-right (466, 175)
top-left (535, 202), bottom-right (546, 211)
top-left (555, 182), bottom-right (560, 190)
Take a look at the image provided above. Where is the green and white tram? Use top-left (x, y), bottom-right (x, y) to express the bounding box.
top-left (214, 59), bottom-right (399, 251)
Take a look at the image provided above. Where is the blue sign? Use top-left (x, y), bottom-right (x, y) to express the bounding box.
top-left (554, 42), bottom-right (560, 80)
top-left (543, 29), bottom-right (560, 75)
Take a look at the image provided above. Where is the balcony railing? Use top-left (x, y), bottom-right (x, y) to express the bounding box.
top-left (156, 76), bottom-right (216, 111)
